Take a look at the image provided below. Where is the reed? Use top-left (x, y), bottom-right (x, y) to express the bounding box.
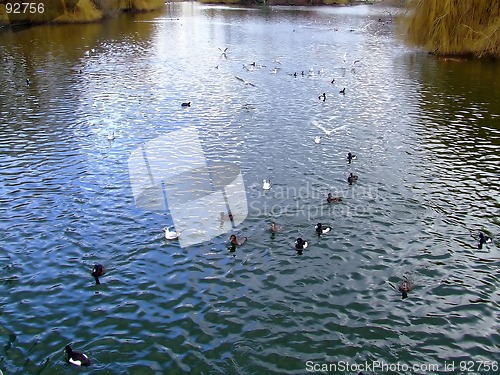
top-left (403, 0), bottom-right (500, 58)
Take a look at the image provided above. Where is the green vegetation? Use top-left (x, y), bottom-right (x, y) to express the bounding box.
top-left (403, 0), bottom-right (500, 58)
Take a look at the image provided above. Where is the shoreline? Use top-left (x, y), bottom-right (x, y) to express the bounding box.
top-left (0, 0), bottom-right (401, 28)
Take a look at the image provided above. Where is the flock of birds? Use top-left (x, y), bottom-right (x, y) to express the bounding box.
top-left (75, 33), bottom-right (495, 370)
top-left (229, 151), bottom-right (359, 257)
top-left (154, 46), bottom-right (496, 307)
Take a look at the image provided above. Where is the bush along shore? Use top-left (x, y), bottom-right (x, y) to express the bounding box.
top-left (402, 0), bottom-right (500, 58)
top-left (0, 0), bottom-right (164, 25)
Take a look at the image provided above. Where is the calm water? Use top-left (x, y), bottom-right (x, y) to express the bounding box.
top-left (1, 3), bottom-right (499, 374)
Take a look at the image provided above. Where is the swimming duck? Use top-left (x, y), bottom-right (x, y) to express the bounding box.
top-left (327, 193), bottom-right (342, 203)
top-left (347, 173), bottom-right (358, 185)
top-left (318, 92), bottom-right (326, 101)
top-left (219, 212), bottom-right (233, 221)
top-left (262, 179), bottom-right (272, 190)
top-left (65, 345), bottom-right (90, 367)
top-left (269, 222), bottom-right (283, 233)
top-left (230, 234), bottom-right (247, 246)
top-left (398, 276), bottom-right (413, 299)
top-left (478, 232), bottom-right (492, 249)
top-left (107, 132), bottom-right (115, 141)
top-left (314, 136), bottom-right (322, 144)
top-left (26, 78), bottom-right (31, 85)
top-left (339, 87), bottom-right (346, 95)
top-left (315, 223), bottom-right (332, 235)
top-left (91, 264), bottom-right (105, 285)
top-left (295, 238), bottom-right (308, 254)
top-left (347, 152), bottom-right (356, 163)
top-left (181, 102), bottom-right (191, 107)
top-left (163, 226), bottom-right (180, 240)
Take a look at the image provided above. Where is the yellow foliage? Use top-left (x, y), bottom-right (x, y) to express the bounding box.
top-left (54, 0), bottom-right (103, 22)
top-left (403, 0), bottom-right (500, 57)
top-left (130, 0), bottom-right (165, 11)
top-left (0, 0), bottom-right (164, 24)
top-left (0, 5), bottom-right (9, 24)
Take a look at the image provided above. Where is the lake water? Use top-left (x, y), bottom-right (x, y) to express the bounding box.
top-left (1, 2), bottom-right (499, 374)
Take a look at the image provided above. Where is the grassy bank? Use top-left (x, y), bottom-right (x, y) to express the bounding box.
top-left (0, 0), bottom-right (164, 24)
top-left (402, 0), bottom-right (500, 58)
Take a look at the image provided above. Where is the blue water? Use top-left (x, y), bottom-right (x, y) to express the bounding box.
top-left (0, 3), bottom-right (499, 374)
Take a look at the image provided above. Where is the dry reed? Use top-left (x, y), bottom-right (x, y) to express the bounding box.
top-left (403, 0), bottom-right (500, 58)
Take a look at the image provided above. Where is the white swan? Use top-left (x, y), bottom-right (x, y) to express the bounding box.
top-left (262, 179), bottom-right (272, 190)
top-left (107, 132), bottom-right (115, 141)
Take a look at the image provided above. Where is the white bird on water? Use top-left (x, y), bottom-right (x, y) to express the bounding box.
top-left (107, 132), bottom-right (115, 141)
top-left (262, 179), bottom-right (272, 190)
top-left (163, 226), bottom-right (180, 240)
top-left (314, 136), bottom-right (322, 144)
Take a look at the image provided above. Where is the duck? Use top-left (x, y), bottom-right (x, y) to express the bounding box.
top-left (65, 345), bottom-right (90, 367)
top-left (347, 173), bottom-right (358, 185)
top-left (339, 87), bottom-right (346, 95)
top-left (181, 102), bottom-right (191, 107)
top-left (26, 78), bottom-right (31, 85)
top-left (163, 226), bottom-right (180, 240)
top-left (478, 232), bottom-right (492, 249)
top-left (219, 211), bottom-right (233, 221)
top-left (107, 132), bottom-right (115, 141)
top-left (262, 179), bottom-right (272, 190)
top-left (398, 276), bottom-right (413, 299)
top-left (318, 92), bottom-right (326, 101)
top-left (347, 152), bottom-right (356, 163)
top-left (230, 234), bottom-right (247, 246)
top-left (269, 222), bottom-right (283, 233)
top-left (314, 136), bottom-right (322, 144)
top-left (295, 238), bottom-right (308, 253)
top-left (91, 264), bottom-right (105, 285)
top-left (327, 193), bottom-right (342, 203)
top-left (331, 78), bottom-right (335, 84)
top-left (315, 223), bottom-right (332, 235)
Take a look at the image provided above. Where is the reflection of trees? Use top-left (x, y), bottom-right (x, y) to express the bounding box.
top-left (413, 55), bottom-right (500, 144)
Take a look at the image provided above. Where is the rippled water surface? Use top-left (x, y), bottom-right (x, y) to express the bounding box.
top-left (1, 3), bottom-right (499, 374)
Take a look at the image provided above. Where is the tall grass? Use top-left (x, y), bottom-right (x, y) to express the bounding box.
top-left (403, 0), bottom-right (500, 58)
